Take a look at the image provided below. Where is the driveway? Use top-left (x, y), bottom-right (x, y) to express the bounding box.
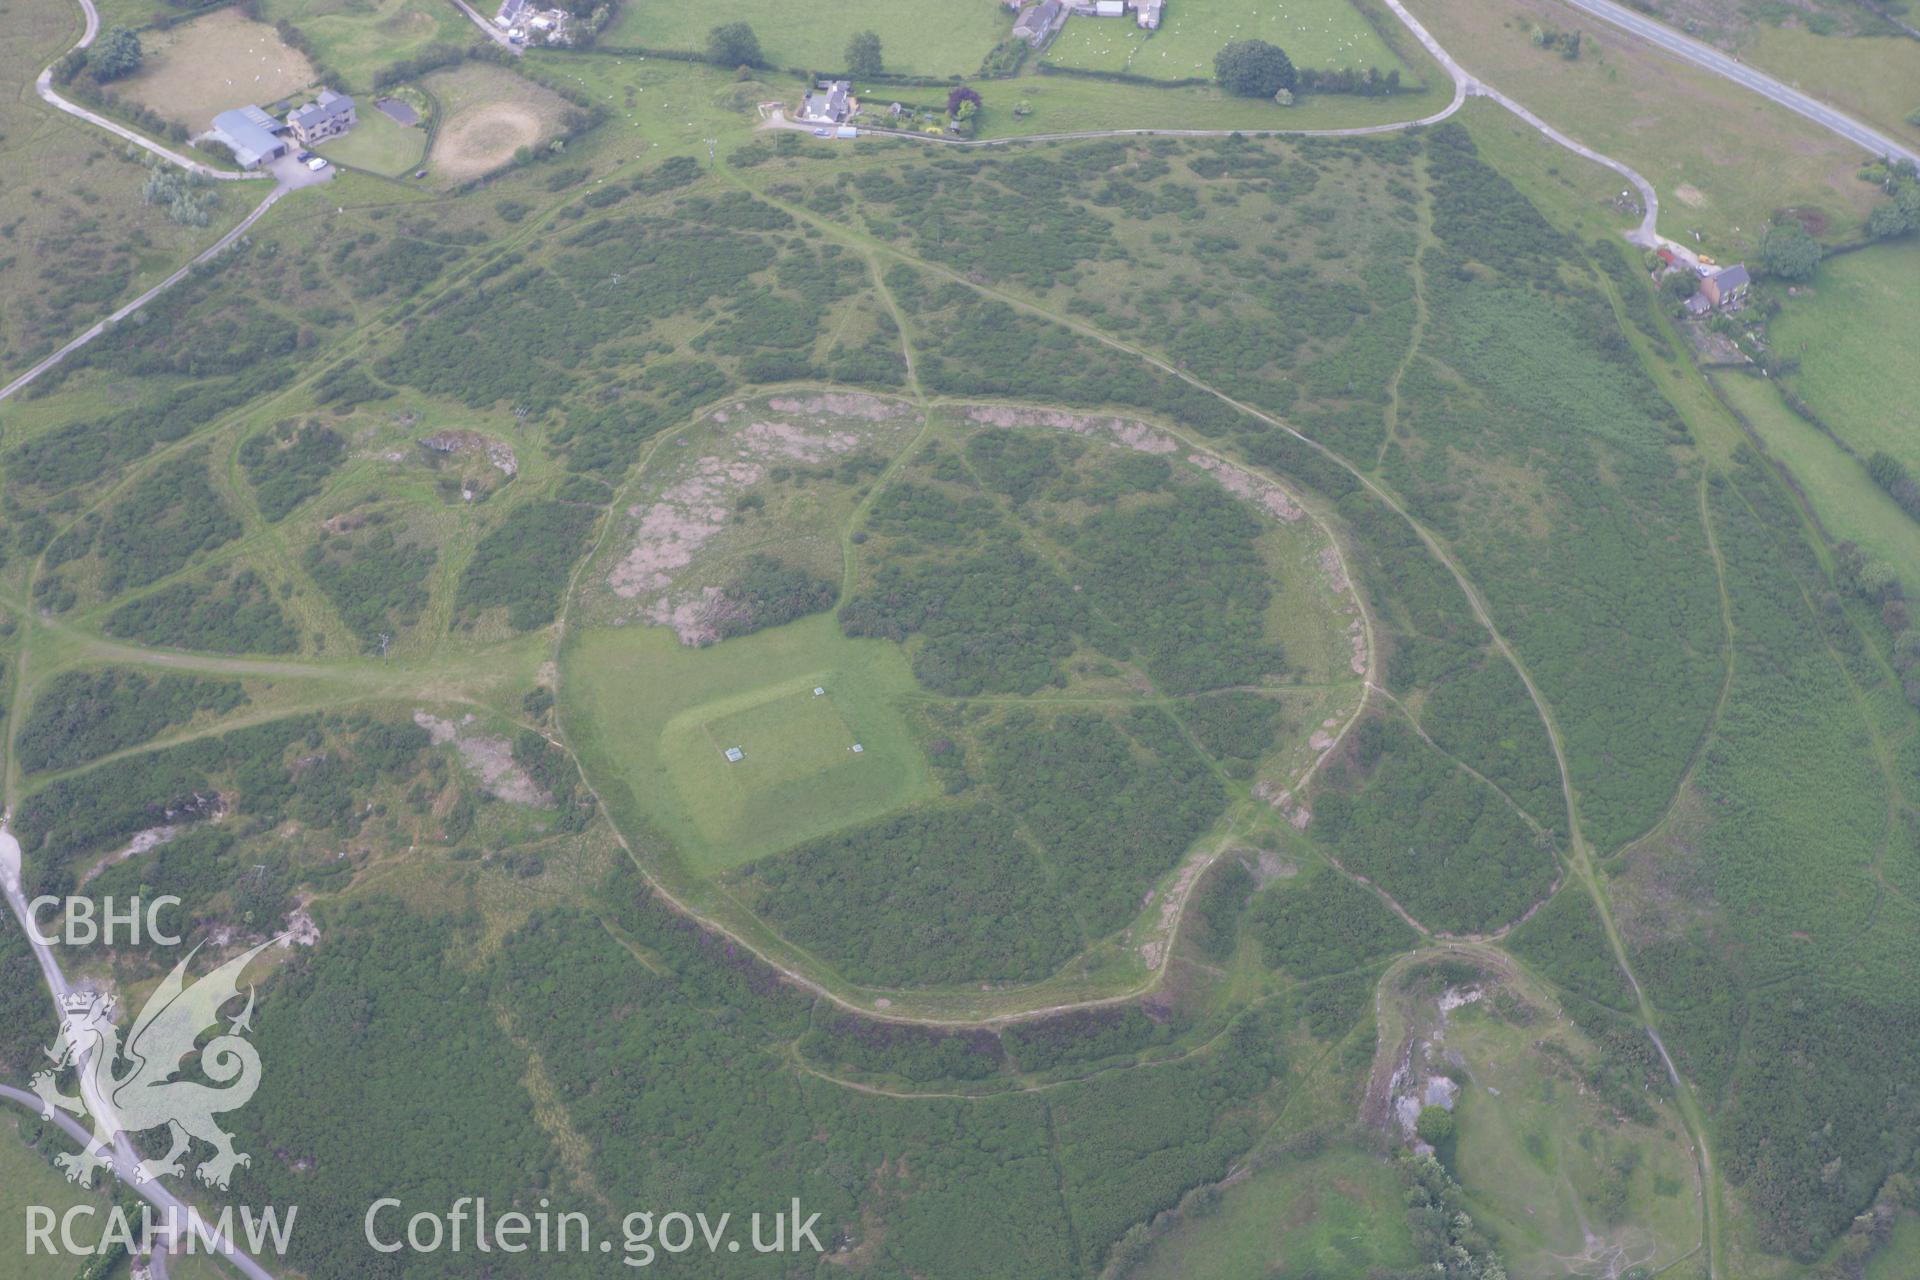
top-left (265, 151), bottom-right (337, 189)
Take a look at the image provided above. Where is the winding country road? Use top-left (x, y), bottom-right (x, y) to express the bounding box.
top-left (1554, 0), bottom-right (1920, 166)
top-left (38, 0), bottom-right (269, 181)
top-left (0, 0), bottom-right (320, 402)
top-left (0, 181), bottom-right (289, 404)
top-left (0, 828), bottom-right (281, 1280)
top-left (448, 0), bottom-right (524, 54)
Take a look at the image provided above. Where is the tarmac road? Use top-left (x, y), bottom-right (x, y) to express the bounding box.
top-left (0, 827), bottom-right (281, 1280)
top-left (1552, 0), bottom-right (1920, 166)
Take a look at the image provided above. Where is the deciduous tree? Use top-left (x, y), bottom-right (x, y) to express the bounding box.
top-left (1213, 39), bottom-right (1295, 97)
top-left (846, 30), bottom-right (882, 78)
top-left (705, 21), bottom-right (761, 67)
top-left (1757, 218), bottom-right (1822, 280)
top-left (91, 26), bottom-right (143, 81)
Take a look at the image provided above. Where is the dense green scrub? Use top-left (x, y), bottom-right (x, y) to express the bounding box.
top-left (11, 714), bottom-right (428, 889)
top-left (1246, 865), bottom-right (1416, 976)
top-left (18, 668), bottom-right (246, 774)
top-left (1505, 885), bottom-right (1634, 1012)
top-left (304, 518), bottom-right (437, 647)
top-left (0, 911), bottom-right (54, 1083)
top-left (751, 804), bottom-right (1082, 986)
top-left (103, 566), bottom-right (301, 654)
top-left (1621, 455), bottom-right (1918, 1258)
top-left (1389, 125), bottom-right (1722, 854)
top-left (239, 420), bottom-right (347, 520)
top-left (227, 902), bottom-right (559, 1280)
top-left (92, 452), bottom-right (244, 595)
top-left (455, 499), bottom-right (602, 631)
top-left (1311, 717), bottom-right (1554, 933)
top-left (844, 136), bottom-right (1420, 452)
top-left (727, 437), bottom-right (1306, 984)
top-left (376, 175), bottom-right (899, 478)
top-left (163, 874), bottom-right (1284, 1280)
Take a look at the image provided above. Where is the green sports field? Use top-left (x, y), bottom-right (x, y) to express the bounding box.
top-left (1045, 0), bottom-right (1404, 80)
top-left (563, 613), bottom-right (934, 877)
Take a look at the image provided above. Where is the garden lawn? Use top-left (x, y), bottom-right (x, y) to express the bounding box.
top-left (314, 103), bottom-right (426, 175)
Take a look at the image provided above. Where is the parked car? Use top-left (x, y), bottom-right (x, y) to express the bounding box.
top-left (306, 156), bottom-right (328, 172)
top-left (296, 150), bottom-right (315, 162)
top-left (812, 128), bottom-right (830, 137)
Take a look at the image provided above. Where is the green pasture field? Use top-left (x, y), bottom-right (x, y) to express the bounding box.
top-left (315, 102), bottom-right (426, 174)
top-left (114, 8), bottom-right (316, 130)
top-left (1401, 0), bottom-right (1881, 246)
top-left (971, 68), bottom-right (1432, 137)
top-left (256, 0), bottom-right (470, 90)
top-left (92, 0), bottom-right (180, 31)
top-left (423, 61), bottom-right (575, 185)
top-left (1867, 1219), bottom-right (1920, 1280)
top-left (1711, 370), bottom-right (1920, 570)
top-left (1131, 1146), bottom-right (1417, 1278)
top-left (564, 613), bottom-right (934, 877)
top-left (1743, 27), bottom-right (1920, 147)
top-left (536, 43), bottom-right (1433, 147)
top-left (1045, 0), bottom-right (1404, 79)
top-left (0, 1118), bottom-right (112, 1279)
top-left (1445, 1000), bottom-right (1703, 1275)
top-left (604, 0), bottom-right (1013, 78)
top-left (1769, 239), bottom-right (1920, 473)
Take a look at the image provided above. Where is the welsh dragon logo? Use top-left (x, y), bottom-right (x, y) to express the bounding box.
top-left (31, 939), bottom-right (277, 1190)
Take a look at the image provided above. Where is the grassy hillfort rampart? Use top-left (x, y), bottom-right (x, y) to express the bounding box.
top-left (4, 0), bottom-right (1920, 1271)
